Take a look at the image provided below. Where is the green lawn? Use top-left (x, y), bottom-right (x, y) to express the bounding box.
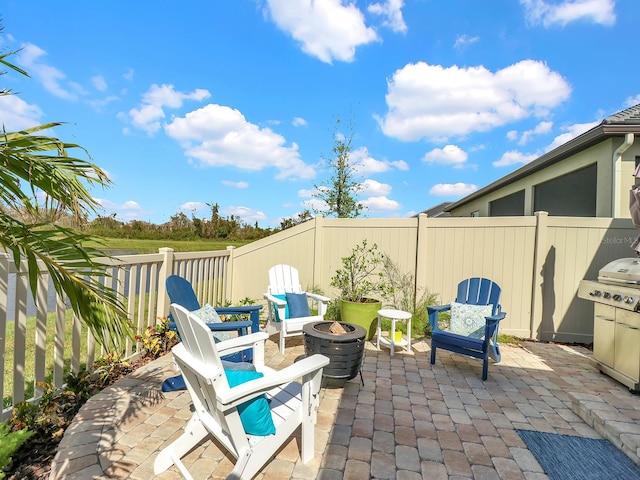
top-left (83, 237), bottom-right (252, 254)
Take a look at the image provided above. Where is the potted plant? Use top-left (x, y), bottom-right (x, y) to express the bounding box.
top-left (330, 239), bottom-right (393, 339)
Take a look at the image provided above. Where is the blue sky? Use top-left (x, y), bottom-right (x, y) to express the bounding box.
top-left (1, 0), bottom-right (638, 228)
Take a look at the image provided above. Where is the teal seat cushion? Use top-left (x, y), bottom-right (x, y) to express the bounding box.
top-left (191, 304), bottom-right (233, 342)
top-left (224, 369), bottom-right (276, 436)
top-left (286, 292), bottom-right (311, 318)
top-left (272, 294), bottom-right (289, 322)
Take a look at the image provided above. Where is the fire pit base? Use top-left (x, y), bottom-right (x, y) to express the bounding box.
top-left (303, 321), bottom-right (366, 383)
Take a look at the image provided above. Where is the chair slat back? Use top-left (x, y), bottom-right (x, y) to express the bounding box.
top-left (456, 277), bottom-right (502, 315)
top-left (171, 303), bottom-right (223, 368)
top-left (268, 264), bottom-right (303, 295)
top-left (167, 275), bottom-right (201, 311)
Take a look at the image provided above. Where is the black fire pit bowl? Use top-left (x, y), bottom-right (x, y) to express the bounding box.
top-left (303, 321), bottom-right (366, 381)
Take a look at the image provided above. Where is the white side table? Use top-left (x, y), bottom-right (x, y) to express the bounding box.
top-left (376, 309), bottom-right (412, 356)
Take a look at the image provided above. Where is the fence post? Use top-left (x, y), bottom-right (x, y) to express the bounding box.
top-left (414, 214), bottom-right (429, 303)
top-left (157, 247), bottom-right (174, 318)
top-left (313, 215), bottom-right (325, 290)
top-left (530, 211), bottom-right (549, 339)
top-left (226, 246), bottom-right (235, 302)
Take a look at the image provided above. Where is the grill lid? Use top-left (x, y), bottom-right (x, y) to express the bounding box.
top-left (598, 257), bottom-right (640, 285)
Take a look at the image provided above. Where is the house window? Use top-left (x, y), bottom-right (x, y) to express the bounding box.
top-left (489, 190), bottom-right (525, 216)
top-left (471, 211), bottom-right (480, 217)
top-left (534, 163), bottom-right (597, 216)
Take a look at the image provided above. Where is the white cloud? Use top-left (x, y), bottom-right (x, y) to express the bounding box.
top-left (521, 0), bottom-right (616, 27)
top-left (361, 196), bottom-right (401, 211)
top-left (123, 68), bottom-right (134, 81)
top-left (0, 93), bottom-right (43, 131)
top-left (376, 60), bottom-right (571, 142)
top-left (222, 180), bottom-right (249, 189)
top-left (625, 94), bottom-right (640, 108)
top-left (454, 34), bottom-right (479, 50)
top-left (429, 183), bottom-right (478, 196)
top-left (165, 103), bottom-right (315, 179)
top-left (264, 0), bottom-right (379, 63)
top-left (94, 198), bottom-right (146, 221)
top-left (368, 0), bottom-right (407, 33)
top-left (179, 201), bottom-right (207, 212)
top-left (292, 116), bottom-right (308, 127)
top-left (506, 130), bottom-right (519, 141)
top-left (128, 84), bottom-right (211, 135)
top-left (351, 146), bottom-right (409, 174)
top-left (87, 95), bottom-right (119, 111)
top-left (518, 120), bottom-right (554, 144)
top-left (493, 150), bottom-right (539, 167)
top-left (91, 75), bottom-right (108, 91)
top-left (223, 206), bottom-right (267, 223)
top-left (17, 43), bottom-right (77, 100)
top-left (361, 179), bottom-right (392, 196)
top-left (544, 121), bottom-right (598, 151)
top-left (423, 144), bottom-right (468, 167)
top-left (496, 120), bottom-right (598, 168)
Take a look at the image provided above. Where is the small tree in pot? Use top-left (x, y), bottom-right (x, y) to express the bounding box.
top-left (331, 239), bottom-right (393, 339)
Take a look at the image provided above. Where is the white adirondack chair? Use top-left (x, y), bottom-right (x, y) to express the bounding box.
top-left (154, 303), bottom-right (330, 480)
top-left (263, 264), bottom-right (330, 354)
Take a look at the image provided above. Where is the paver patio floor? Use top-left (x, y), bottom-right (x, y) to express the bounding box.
top-left (51, 335), bottom-right (640, 479)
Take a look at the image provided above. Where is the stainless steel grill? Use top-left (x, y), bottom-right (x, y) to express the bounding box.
top-left (578, 258), bottom-right (640, 393)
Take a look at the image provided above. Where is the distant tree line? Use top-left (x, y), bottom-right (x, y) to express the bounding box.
top-left (83, 203), bottom-right (318, 241)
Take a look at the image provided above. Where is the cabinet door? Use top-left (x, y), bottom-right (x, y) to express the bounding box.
top-left (615, 321), bottom-right (640, 382)
top-left (594, 304), bottom-right (615, 367)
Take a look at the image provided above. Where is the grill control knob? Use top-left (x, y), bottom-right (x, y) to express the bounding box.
top-left (591, 290), bottom-right (602, 297)
top-left (613, 294), bottom-right (622, 301)
top-left (624, 296), bottom-right (634, 304)
top-left (603, 292), bottom-right (612, 299)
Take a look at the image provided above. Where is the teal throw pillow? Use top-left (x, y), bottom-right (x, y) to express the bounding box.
top-left (286, 292), bottom-right (310, 318)
top-left (191, 304), bottom-right (233, 342)
top-left (224, 369), bottom-right (276, 436)
top-left (272, 294), bottom-right (289, 322)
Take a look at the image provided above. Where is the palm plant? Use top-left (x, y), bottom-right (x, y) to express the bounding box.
top-left (0, 47), bottom-right (132, 350)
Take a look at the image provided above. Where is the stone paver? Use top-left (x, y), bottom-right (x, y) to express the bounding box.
top-left (50, 337), bottom-right (640, 479)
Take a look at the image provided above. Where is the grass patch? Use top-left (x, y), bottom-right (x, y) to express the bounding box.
top-left (3, 312), bottom-right (89, 409)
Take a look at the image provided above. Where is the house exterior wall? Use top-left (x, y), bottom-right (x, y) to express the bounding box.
top-left (448, 138), bottom-right (640, 218)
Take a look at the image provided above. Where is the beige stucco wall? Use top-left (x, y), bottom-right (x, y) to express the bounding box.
top-left (449, 138), bottom-right (640, 218)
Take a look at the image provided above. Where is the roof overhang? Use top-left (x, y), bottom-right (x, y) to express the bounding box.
top-left (445, 124), bottom-right (640, 212)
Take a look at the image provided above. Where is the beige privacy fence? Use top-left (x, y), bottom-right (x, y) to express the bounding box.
top-left (2, 213), bottom-right (636, 419)
top-left (229, 213), bottom-right (639, 343)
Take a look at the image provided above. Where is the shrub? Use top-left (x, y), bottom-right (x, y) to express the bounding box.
top-left (0, 423), bottom-right (33, 479)
top-left (381, 257), bottom-right (439, 338)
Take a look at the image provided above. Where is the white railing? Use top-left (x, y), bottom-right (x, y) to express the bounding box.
top-left (0, 247), bottom-right (232, 421)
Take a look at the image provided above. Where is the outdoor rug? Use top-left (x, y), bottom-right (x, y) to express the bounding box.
top-left (517, 429), bottom-right (640, 480)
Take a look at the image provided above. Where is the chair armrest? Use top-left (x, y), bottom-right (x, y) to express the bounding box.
top-left (216, 306), bottom-right (263, 333)
top-left (427, 305), bottom-right (451, 313)
top-left (306, 292), bottom-right (330, 303)
top-left (206, 320), bottom-right (253, 331)
top-left (215, 306), bottom-right (263, 315)
top-left (217, 354), bottom-right (330, 407)
top-left (427, 304), bottom-right (451, 332)
top-left (216, 331), bottom-right (269, 352)
top-left (264, 293), bottom-right (287, 306)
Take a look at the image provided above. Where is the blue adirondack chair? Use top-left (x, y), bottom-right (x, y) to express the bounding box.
top-left (427, 277), bottom-right (506, 381)
top-left (166, 275), bottom-right (262, 363)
